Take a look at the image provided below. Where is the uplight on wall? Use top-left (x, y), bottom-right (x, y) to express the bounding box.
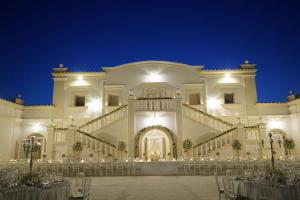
top-left (32, 123), bottom-right (42, 132)
top-left (268, 119), bottom-right (283, 129)
top-left (145, 112), bottom-right (160, 126)
top-left (218, 72), bottom-right (237, 84)
top-left (71, 75), bottom-right (90, 86)
top-left (207, 97), bottom-right (221, 109)
top-left (145, 71), bottom-right (163, 82)
top-left (87, 98), bottom-right (102, 112)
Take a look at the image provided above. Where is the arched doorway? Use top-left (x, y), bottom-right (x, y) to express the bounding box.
top-left (269, 129), bottom-right (287, 157)
top-left (20, 133), bottom-right (46, 160)
top-left (135, 126), bottom-right (177, 160)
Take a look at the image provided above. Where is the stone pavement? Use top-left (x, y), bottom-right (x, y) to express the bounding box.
top-left (86, 176), bottom-right (218, 200)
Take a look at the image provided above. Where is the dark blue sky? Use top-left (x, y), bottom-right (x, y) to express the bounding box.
top-left (0, 0), bottom-right (299, 105)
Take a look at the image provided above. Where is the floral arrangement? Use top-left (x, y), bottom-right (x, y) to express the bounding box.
top-left (264, 169), bottom-right (288, 184)
top-left (183, 139), bottom-right (193, 152)
top-left (117, 141), bottom-right (127, 152)
top-left (20, 173), bottom-right (42, 186)
top-left (231, 139), bottom-right (242, 151)
top-left (72, 142), bottom-right (83, 152)
top-left (283, 138), bottom-right (295, 155)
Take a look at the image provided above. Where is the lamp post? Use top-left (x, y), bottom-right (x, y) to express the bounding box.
top-left (23, 136), bottom-right (40, 176)
top-left (261, 132), bottom-right (282, 171)
top-left (268, 132), bottom-right (275, 170)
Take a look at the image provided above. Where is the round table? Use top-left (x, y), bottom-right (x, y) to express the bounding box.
top-left (0, 181), bottom-right (70, 200)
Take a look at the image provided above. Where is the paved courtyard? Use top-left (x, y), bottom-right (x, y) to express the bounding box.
top-left (87, 176), bottom-right (218, 200)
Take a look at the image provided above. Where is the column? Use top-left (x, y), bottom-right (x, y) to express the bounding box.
top-left (257, 122), bottom-right (267, 159)
top-left (127, 94), bottom-right (135, 158)
top-left (175, 89), bottom-right (183, 159)
top-left (66, 124), bottom-right (77, 160)
top-left (46, 125), bottom-right (55, 160)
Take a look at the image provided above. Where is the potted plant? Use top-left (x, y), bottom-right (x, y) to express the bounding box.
top-left (72, 142), bottom-right (83, 161)
top-left (246, 152), bottom-right (251, 160)
top-left (167, 152), bottom-right (172, 160)
top-left (183, 139), bottom-right (193, 158)
top-left (216, 152), bottom-right (220, 160)
top-left (231, 139), bottom-right (242, 161)
top-left (117, 141), bottom-right (127, 161)
top-left (283, 138), bottom-right (295, 156)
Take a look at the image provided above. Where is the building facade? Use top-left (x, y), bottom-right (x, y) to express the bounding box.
top-left (0, 60), bottom-right (299, 161)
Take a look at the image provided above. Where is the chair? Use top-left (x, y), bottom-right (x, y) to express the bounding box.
top-left (105, 162), bottom-right (114, 176)
top-left (214, 172), bottom-right (226, 200)
top-left (257, 184), bottom-right (274, 200)
top-left (183, 161), bottom-right (192, 175)
top-left (115, 161), bottom-right (124, 176)
top-left (71, 177), bottom-right (92, 200)
top-left (222, 176), bottom-right (236, 199)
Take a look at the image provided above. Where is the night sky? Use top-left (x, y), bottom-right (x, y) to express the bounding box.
top-left (0, 0), bottom-right (299, 105)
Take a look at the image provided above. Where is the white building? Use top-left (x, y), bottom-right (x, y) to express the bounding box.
top-left (1, 60), bottom-right (299, 161)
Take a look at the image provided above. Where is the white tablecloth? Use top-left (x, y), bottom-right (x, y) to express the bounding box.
top-left (233, 180), bottom-right (299, 200)
top-left (0, 181), bottom-right (70, 200)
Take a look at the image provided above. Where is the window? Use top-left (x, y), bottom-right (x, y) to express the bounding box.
top-left (189, 93), bottom-right (201, 105)
top-left (224, 93), bottom-right (235, 104)
top-left (74, 96), bottom-right (85, 107)
top-left (108, 94), bottom-right (119, 106)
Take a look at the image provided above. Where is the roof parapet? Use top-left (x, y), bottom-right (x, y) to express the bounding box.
top-left (240, 60), bottom-right (256, 69)
top-left (52, 64), bottom-right (69, 73)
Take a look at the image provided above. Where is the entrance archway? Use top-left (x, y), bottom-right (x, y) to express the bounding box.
top-left (135, 126), bottom-right (177, 159)
top-left (20, 133), bottom-right (46, 160)
top-left (269, 129), bottom-right (287, 156)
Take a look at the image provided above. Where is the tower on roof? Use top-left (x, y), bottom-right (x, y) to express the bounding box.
top-left (52, 64), bottom-right (69, 72)
top-left (240, 60), bottom-right (256, 69)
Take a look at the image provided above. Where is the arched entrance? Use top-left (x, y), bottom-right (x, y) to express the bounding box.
top-left (20, 133), bottom-right (46, 160)
top-left (269, 129), bottom-right (287, 157)
top-left (135, 126), bottom-right (177, 160)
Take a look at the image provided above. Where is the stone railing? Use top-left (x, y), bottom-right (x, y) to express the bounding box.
top-left (78, 105), bottom-right (127, 134)
top-left (183, 104), bottom-right (233, 132)
top-left (194, 127), bottom-right (238, 157)
top-left (134, 98), bottom-right (176, 111)
top-left (53, 128), bottom-right (117, 158)
top-left (193, 125), bottom-right (263, 158)
top-left (75, 130), bottom-right (117, 156)
top-left (53, 128), bottom-right (68, 143)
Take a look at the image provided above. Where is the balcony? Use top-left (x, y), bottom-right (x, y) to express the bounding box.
top-left (134, 98), bottom-right (176, 112)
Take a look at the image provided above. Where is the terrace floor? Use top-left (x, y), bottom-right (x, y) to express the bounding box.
top-left (82, 176), bottom-right (218, 200)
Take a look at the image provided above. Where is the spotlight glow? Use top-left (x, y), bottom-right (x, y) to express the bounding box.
top-left (207, 97), bottom-right (221, 108)
top-left (268, 119), bottom-right (283, 129)
top-left (32, 123), bottom-right (42, 132)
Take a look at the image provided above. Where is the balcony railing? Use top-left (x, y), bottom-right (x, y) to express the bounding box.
top-left (134, 98), bottom-right (176, 111)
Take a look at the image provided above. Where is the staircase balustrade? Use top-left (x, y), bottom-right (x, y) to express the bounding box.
top-left (183, 104), bottom-right (233, 132)
top-left (78, 105), bottom-right (127, 134)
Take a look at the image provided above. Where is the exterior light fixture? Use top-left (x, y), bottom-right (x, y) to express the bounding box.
top-left (32, 123), bottom-right (42, 132)
top-left (77, 75), bottom-right (83, 80)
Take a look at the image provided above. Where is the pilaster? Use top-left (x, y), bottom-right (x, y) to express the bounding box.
top-left (46, 125), bottom-right (55, 160)
top-left (127, 94), bottom-right (135, 158)
top-left (175, 90), bottom-right (183, 159)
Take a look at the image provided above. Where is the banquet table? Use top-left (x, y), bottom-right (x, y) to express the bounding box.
top-left (0, 181), bottom-right (70, 200)
top-left (233, 179), bottom-right (300, 200)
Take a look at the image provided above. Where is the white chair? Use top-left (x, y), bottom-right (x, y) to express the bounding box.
top-left (222, 176), bottom-right (236, 199)
top-left (71, 177), bottom-right (92, 200)
top-left (214, 172), bottom-right (226, 200)
top-left (105, 162), bottom-right (114, 176)
top-left (257, 184), bottom-right (274, 200)
top-left (183, 161), bottom-right (192, 175)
